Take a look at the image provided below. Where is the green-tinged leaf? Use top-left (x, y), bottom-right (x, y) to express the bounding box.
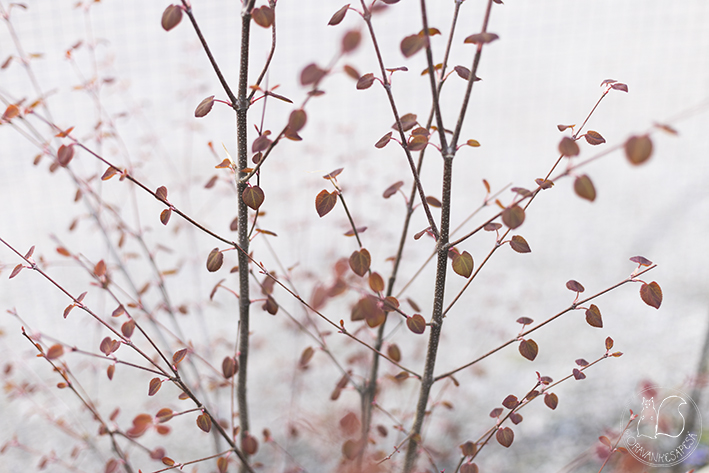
top-left (375, 131), bottom-right (393, 149)
top-left (369, 272), bottom-right (385, 292)
top-left (342, 30), bottom-right (361, 53)
top-left (502, 205), bottom-right (525, 229)
top-left (452, 251), bottom-right (474, 278)
top-left (574, 174), bottom-right (596, 201)
top-left (57, 144), bottom-right (74, 167)
top-left (299, 346), bottom-right (315, 368)
top-left (625, 135), bottom-right (653, 165)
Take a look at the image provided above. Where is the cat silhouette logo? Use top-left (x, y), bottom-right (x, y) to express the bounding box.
top-left (621, 386), bottom-right (701, 467)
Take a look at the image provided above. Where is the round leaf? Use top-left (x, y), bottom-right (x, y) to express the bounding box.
top-left (349, 248), bottom-right (371, 277)
top-left (495, 427), bottom-right (514, 448)
top-left (502, 205), bottom-right (525, 229)
top-left (251, 6), bottom-right (274, 28)
top-left (288, 109), bottom-right (307, 132)
top-left (519, 339), bottom-right (538, 361)
top-left (196, 412), bottom-right (212, 433)
top-left (242, 185), bottom-right (265, 210)
top-left (625, 135), bottom-right (653, 165)
top-left (544, 392), bottom-right (559, 410)
top-left (161, 5), bottom-right (183, 31)
top-left (558, 136), bottom-right (580, 157)
top-left (406, 314), bottom-right (426, 334)
top-left (510, 235), bottom-right (531, 253)
top-left (342, 30), bottom-right (361, 53)
top-left (452, 251), bottom-right (474, 278)
top-left (640, 281), bottom-right (662, 309)
top-left (566, 280), bottom-right (585, 293)
top-left (160, 208), bottom-right (171, 225)
top-left (585, 304), bottom-right (603, 328)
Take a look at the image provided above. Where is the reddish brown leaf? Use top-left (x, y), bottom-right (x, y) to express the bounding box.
top-left (519, 339), bottom-right (538, 361)
top-left (161, 457), bottom-right (175, 466)
top-left (323, 168), bottom-right (343, 180)
top-left (396, 113), bottom-right (418, 132)
top-left (288, 109), bottom-right (307, 132)
top-left (630, 255), bottom-right (653, 266)
top-left (455, 65), bottom-right (471, 80)
top-left (356, 73), bottom-right (375, 90)
top-left (222, 356), bottom-right (238, 378)
top-left (342, 30), bottom-right (361, 53)
top-left (315, 189), bottom-right (338, 217)
top-left (484, 222), bottom-right (502, 232)
top-left (535, 178), bottom-right (554, 189)
top-left (584, 130), bottom-right (606, 145)
top-left (509, 412), bottom-right (523, 424)
top-left (387, 344), bottom-right (401, 362)
top-left (382, 296), bottom-right (399, 311)
top-left (495, 427), bottom-right (514, 447)
top-left (640, 281), bottom-right (662, 309)
top-left (572, 368), bottom-right (586, 380)
top-left (343, 64), bottom-right (360, 80)
top-left (383, 180), bottom-right (403, 198)
top-left (300, 63), bottom-right (326, 86)
top-left (46, 344), bottom-right (64, 360)
top-left (400, 34), bottom-right (426, 57)
top-left (160, 208), bottom-right (171, 225)
top-left (107, 364), bottom-right (115, 380)
top-left (502, 395), bottom-right (518, 409)
top-left (516, 317), bottom-right (533, 325)
top-left (349, 248), bottom-right (371, 277)
top-left (625, 135), bottom-right (653, 165)
top-left (599, 435), bottom-right (612, 448)
top-left (262, 295), bottom-right (278, 315)
top-left (206, 248), bottom-right (224, 272)
top-left (460, 441), bottom-right (477, 457)
top-left (452, 251), bottom-right (474, 278)
top-left (585, 304), bottom-right (603, 328)
top-left (464, 32), bottom-right (500, 44)
top-left (196, 412), bottom-right (212, 432)
top-left (194, 95), bottom-right (214, 117)
top-left (252, 134), bottom-right (272, 153)
top-left (544, 392), bottom-right (558, 410)
top-left (57, 144), bottom-right (74, 167)
top-left (502, 205), bottom-right (525, 229)
top-left (251, 6), bottom-right (274, 28)
top-left (605, 336), bottom-right (614, 350)
top-left (566, 280), bottom-right (585, 293)
top-left (558, 136), bottom-right (580, 157)
top-left (242, 433), bottom-right (259, 454)
top-left (328, 4), bottom-right (350, 25)
top-left (510, 235), bottom-right (531, 253)
top-left (408, 134), bottom-right (428, 151)
top-left (299, 346), bottom-right (315, 368)
top-left (155, 186), bottom-right (168, 201)
top-left (148, 377), bottom-right (162, 396)
top-left (101, 166), bottom-right (119, 180)
top-left (172, 348), bottom-right (188, 366)
top-left (574, 174), bottom-right (596, 202)
top-left (611, 82), bottom-right (628, 92)
top-left (406, 314), bottom-right (426, 334)
top-left (242, 185), bottom-right (265, 210)
top-left (575, 358), bottom-right (589, 366)
top-left (161, 4), bottom-right (183, 31)
top-left (368, 272), bottom-right (385, 292)
top-left (2, 104), bottom-right (20, 121)
top-left (121, 320), bottom-right (135, 338)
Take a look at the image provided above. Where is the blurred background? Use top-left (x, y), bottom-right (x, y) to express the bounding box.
top-left (1, 1), bottom-right (708, 472)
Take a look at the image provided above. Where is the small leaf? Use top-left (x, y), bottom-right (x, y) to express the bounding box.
top-left (101, 166), bottom-right (119, 180)
top-left (172, 348), bottom-right (188, 365)
top-left (605, 336), bottom-right (614, 350)
top-left (640, 281), bottom-right (662, 309)
top-left (387, 344), bottom-right (401, 362)
top-left (315, 189), bottom-right (338, 217)
top-left (148, 377), bottom-right (162, 396)
top-left (502, 205), bottom-right (525, 229)
top-left (252, 134), bottom-right (272, 153)
top-left (160, 208), bottom-right (171, 225)
top-left (584, 130), bottom-right (606, 145)
top-left (557, 124), bottom-right (574, 132)
top-left (630, 255), bottom-right (653, 266)
top-left (575, 358), bottom-right (589, 366)
top-left (156, 186), bottom-right (168, 201)
top-left (484, 222), bottom-right (502, 232)
top-left (574, 175), bottom-right (596, 202)
top-left (369, 272), bottom-right (385, 292)
top-left (344, 64), bottom-right (360, 80)
top-left (251, 6), bottom-right (274, 28)
top-left (46, 344), bottom-right (64, 360)
top-left (464, 32), bottom-right (500, 44)
top-left (107, 365), bottom-right (115, 380)
top-left (206, 248), bottom-right (224, 272)
top-left (196, 412), bottom-right (212, 432)
top-left (599, 435), bottom-right (612, 448)
top-left (222, 356), bottom-right (239, 379)
top-left (300, 63), bottom-right (326, 86)
top-left (57, 144), bottom-right (74, 167)
top-left (509, 412), bottom-right (523, 425)
top-left (611, 82), bottom-right (628, 92)
top-left (121, 320), bottom-right (135, 338)
top-left (406, 314), bottom-right (426, 334)
top-left (519, 339), bottom-right (538, 361)
top-left (9, 264), bottom-right (23, 279)
top-left (349, 248), bottom-right (371, 277)
top-left (288, 109), bottom-right (307, 132)
top-left (452, 251), bottom-right (474, 278)
top-left (625, 135), bottom-right (653, 165)
top-left (242, 186), bottom-right (265, 210)
top-left (425, 196), bottom-right (441, 208)
top-left (396, 113), bottom-right (418, 132)
top-left (342, 30), bottom-right (361, 53)
top-left (194, 95), bottom-right (215, 117)
top-left (467, 139), bottom-right (481, 147)
top-left (375, 131), bottom-right (393, 149)
top-left (328, 4), bottom-right (349, 25)
top-left (544, 392), bottom-right (558, 410)
top-left (299, 346), bottom-right (315, 368)
top-left (460, 441), bottom-right (477, 457)
top-left (356, 73), bottom-right (375, 90)
top-left (400, 34), bottom-right (426, 57)
top-left (510, 235), bottom-right (531, 253)
top-left (558, 136), bottom-right (580, 157)
top-left (572, 368), bottom-right (586, 380)
top-left (455, 65), bottom-right (471, 80)
top-left (161, 5), bottom-right (183, 31)
top-left (516, 317), bottom-right (533, 325)
top-left (495, 427), bottom-right (514, 447)
top-left (566, 280), bottom-right (585, 293)
top-left (2, 103), bottom-right (20, 121)
top-left (242, 434), bottom-right (259, 455)
top-left (585, 304), bottom-right (603, 328)
top-left (502, 395), bottom-right (518, 409)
